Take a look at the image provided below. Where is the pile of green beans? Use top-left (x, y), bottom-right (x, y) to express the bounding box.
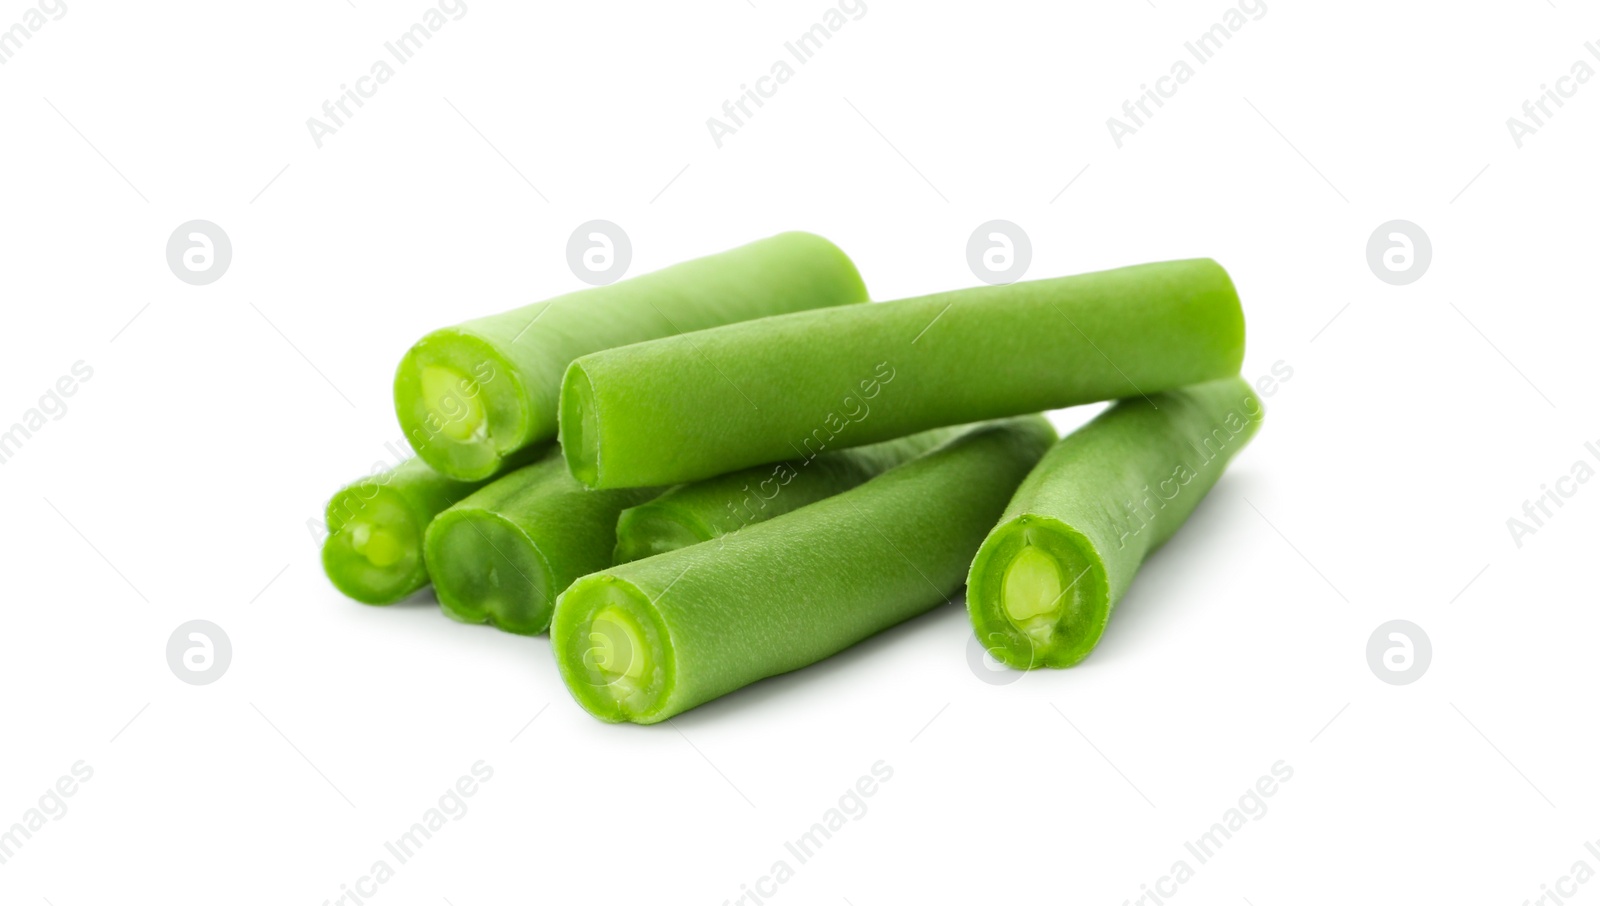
top-left (321, 233), bottom-right (1262, 724)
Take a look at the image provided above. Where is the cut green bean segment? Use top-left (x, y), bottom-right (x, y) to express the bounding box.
top-left (395, 232), bottom-right (867, 481)
top-left (561, 258), bottom-right (1244, 488)
top-left (424, 448), bottom-right (659, 635)
top-left (612, 425), bottom-right (966, 563)
top-left (968, 376), bottom-right (1263, 670)
top-left (551, 416), bottom-right (1056, 724)
top-left (322, 457), bottom-right (499, 605)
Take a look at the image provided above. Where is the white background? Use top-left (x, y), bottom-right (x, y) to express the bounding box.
top-left (2, 1), bottom-right (1597, 904)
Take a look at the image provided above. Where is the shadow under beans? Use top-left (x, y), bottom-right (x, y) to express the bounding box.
top-left (381, 585), bottom-right (443, 609)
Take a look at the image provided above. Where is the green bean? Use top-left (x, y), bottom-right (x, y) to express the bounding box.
top-left (612, 425), bottom-right (965, 563)
top-left (968, 377), bottom-right (1262, 669)
top-left (550, 416), bottom-right (1056, 724)
top-left (395, 232), bottom-right (867, 481)
top-left (424, 448), bottom-right (658, 635)
top-left (561, 258), bottom-right (1243, 488)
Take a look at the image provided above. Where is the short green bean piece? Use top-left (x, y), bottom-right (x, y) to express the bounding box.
top-left (968, 376), bottom-right (1263, 670)
top-left (612, 425), bottom-right (965, 563)
top-left (395, 232), bottom-right (867, 482)
top-left (322, 457), bottom-right (500, 605)
top-left (561, 258), bottom-right (1244, 488)
top-left (424, 448), bottom-right (659, 635)
top-left (551, 416), bottom-right (1057, 724)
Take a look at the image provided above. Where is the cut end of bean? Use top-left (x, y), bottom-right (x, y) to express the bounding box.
top-left (551, 575), bottom-right (672, 724)
top-left (322, 488), bottom-right (426, 605)
top-left (420, 364), bottom-right (487, 443)
top-left (589, 606), bottom-right (648, 684)
top-left (424, 509), bottom-right (554, 635)
top-left (395, 329), bottom-right (531, 482)
top-left (613, 505), bottom-right (712, 564)
top-left (968, 518), bottom-right (1108, 669)
top-left (349, 522), bottom-right (405, 568)
top-left (1002, 543), bottom-right (1068, 643)
top-left (559, 361), bottom-right (601, 488)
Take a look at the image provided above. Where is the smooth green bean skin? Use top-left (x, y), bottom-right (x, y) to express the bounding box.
top-left (322, 457), bottom-right (495, 605)
top-left (424, 448), bottom-right (658, 635)
top-left (612, 425), bottom-right (965, 563)
top-left (550, 416), bottom-right (1056, 724)
top-left (968, 377), bottom-right (1262, 670)
top-left (395, 232), bottom-right (867, 482)
top-left (561, 258), bottom-right (1244, 488)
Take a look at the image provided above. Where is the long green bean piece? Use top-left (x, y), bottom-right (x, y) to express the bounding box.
top-left (395, 232), bottom-right (867, 481)
top-left (561, 258), bottom-right (1244, 488)
top-left (550, 416), bottom-right (1056, 724)
top-left (612, 425), bottom-right (965, 563)
top-left (968, 377), bottom-right (1262, 669)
